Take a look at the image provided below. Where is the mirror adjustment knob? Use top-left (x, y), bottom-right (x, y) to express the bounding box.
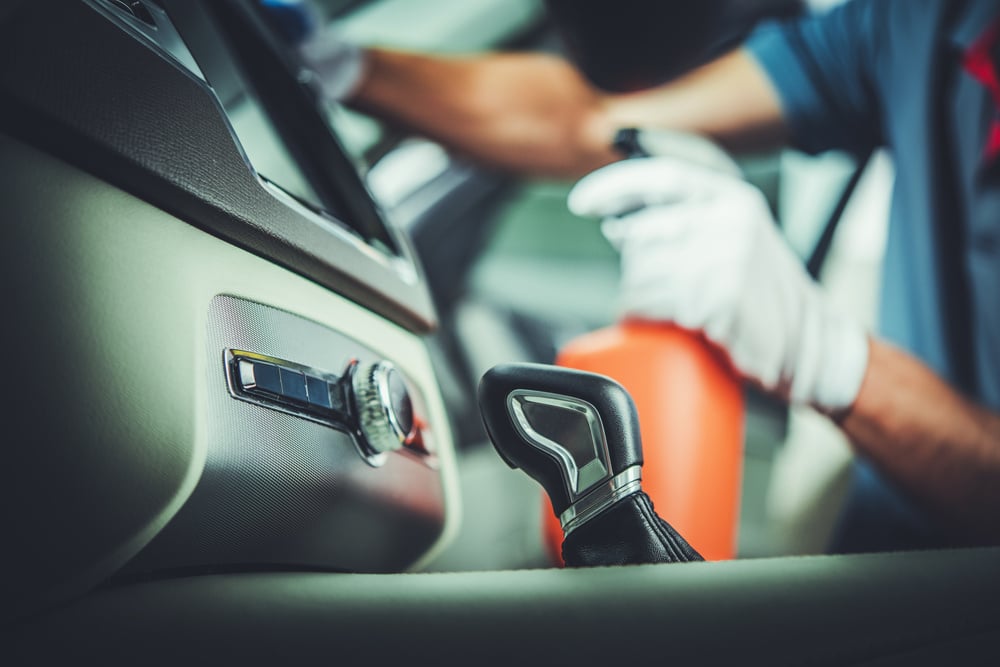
top-left (351, 360), bottom-right (414, 456)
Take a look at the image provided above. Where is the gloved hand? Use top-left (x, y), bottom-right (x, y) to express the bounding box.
top-left (261, 0), bottom-right (367, 102)
top-left (296, 28), bottom-right (368, 102)
top-left (567, 155), bottom-right (869, 413)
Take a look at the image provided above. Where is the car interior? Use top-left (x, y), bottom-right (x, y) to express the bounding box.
top-left (3, 0), bottom-right (1000, 663)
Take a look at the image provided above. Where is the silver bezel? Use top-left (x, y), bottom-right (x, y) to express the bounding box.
top-left (506, 390), bottom-right (613, 501)
top-left (353, 360), bottom-right (410, 459)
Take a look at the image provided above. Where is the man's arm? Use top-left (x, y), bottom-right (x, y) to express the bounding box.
top-left (840, 339), bottom-right (1000, 543)
top-left (349, 48), bottom-right (786, 178)
top-left (568, 156), bottom-right (1000, 547)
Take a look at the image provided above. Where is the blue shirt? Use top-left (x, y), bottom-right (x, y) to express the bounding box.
top-left (746, 0), bottom-right (1000, 550)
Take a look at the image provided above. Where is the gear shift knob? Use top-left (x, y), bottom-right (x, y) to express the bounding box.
top-left (479, 362), bottom-right (703, 565)
top-left (478, 362), bottom-right (642, 521)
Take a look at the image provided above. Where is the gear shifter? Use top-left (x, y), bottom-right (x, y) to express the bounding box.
top-left (479, 362), bottom-right (703, 566)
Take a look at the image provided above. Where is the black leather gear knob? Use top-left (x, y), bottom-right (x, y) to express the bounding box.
top-left (561, 491), bottom-right (703, 566)
top-left (478, 363), bottom-right (642, 517)
top-left (478, 362), bottom-right (702, 565)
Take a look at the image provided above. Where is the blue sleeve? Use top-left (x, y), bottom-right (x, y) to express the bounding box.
top-left (744, 0), bottom-right (888, 156)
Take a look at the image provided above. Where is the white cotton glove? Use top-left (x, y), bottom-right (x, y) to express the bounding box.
top-left (628, 128), bottom-right (744, 178)
top-left (261, 0), bottom-right (368, 102)
top-left (568, 154), bottom-right (870, 413)
top-left (296, 29), bottom-right (368, 102)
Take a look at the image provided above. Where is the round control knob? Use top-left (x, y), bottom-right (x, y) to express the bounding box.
top-left (351, 360), bottom-right (414, 457)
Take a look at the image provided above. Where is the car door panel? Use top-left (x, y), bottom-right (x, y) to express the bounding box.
top-left (0, 0), bottom-right (459, 621)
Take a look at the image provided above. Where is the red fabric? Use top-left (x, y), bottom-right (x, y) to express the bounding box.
top-left (963, 17), bottom-right (1000, 161)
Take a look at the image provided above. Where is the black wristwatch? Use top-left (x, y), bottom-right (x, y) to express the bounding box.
top-left (611, 127), bottom-right (648, 159)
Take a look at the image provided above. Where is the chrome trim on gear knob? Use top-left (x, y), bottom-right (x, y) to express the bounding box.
top-left (559, 465), bottom-right (643, 536)
top-left (506, 390), bottom-right (612, 500)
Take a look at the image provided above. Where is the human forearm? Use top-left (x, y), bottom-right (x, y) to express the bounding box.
top-left (349, 47), bottom-right (787, 178)
top-left (839, 338), bottom-right (1000, 543)
top-left (602, 49), bottom-right (788, 154)
top-left (349, 49), bottom-right (616, 177)
top-left (568, 156), bottom-right (1000, 545)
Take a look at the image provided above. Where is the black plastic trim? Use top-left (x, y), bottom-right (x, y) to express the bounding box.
top-left (0, 0), bottom-right (436, 332)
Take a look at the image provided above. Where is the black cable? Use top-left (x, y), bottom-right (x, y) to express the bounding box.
top-left (805, 148), bottom-right (874, 279)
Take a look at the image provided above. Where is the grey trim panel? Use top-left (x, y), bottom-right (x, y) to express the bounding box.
top-left (0, 133), bottom-right (459, 623)
top-left (6, 548), bottom-right (1000, 665)
top-left (120, 296), bottom-right (445, 578)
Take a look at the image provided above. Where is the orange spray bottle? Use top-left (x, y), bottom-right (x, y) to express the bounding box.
top-left (545, 321), bottom-right (744, 562)
top-left (542, 129), bottom-right (746, 563)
